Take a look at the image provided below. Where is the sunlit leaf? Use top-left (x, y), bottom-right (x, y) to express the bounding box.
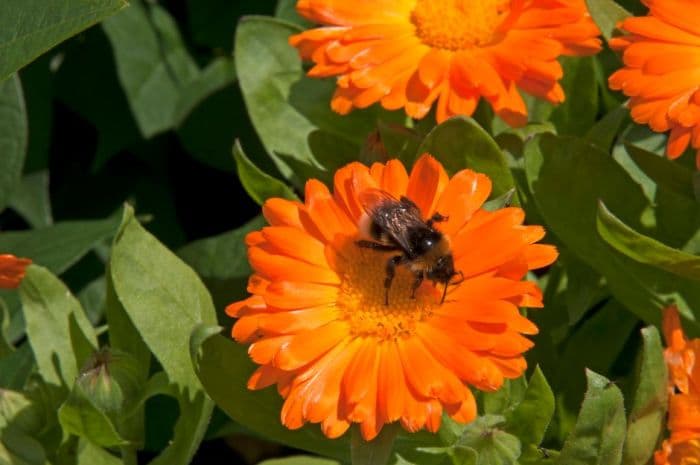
top-left (233, 140), bottom-right (298, 205)
top-left (585, 0), bottom-right (632, 41)
top-left (8, 171), bottom-right (52, 228)
top-left (556, 370), bottom-right (626, 465)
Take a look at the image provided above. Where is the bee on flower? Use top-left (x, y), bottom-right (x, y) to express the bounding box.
top-left (227, 154), bottom-right (557, 439)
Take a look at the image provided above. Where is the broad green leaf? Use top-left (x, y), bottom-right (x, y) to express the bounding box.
top-left (550, 57), bottom-right (598, 136)
top-left (191, 330), bottom-right (350, 462)
top-left (623, 326), bottom-right (667, 465)
top-left (625, 144), bottom-right (695, 200)
top-left (455, 415), bottom-right (521, 465)
top-left (260, 457), bottom-right (340, 465)
top-left (19, 266), bottom-right (98, 388)
top-left (417, 117), bottom-right (516, 199)
top-left (0, 343), bottom-right (33, 390)
top-left (482, 378), bottom-right (527, 416)
top-left (0, 426), bottom-right (47, 465)
top-left (235, 16), bottom-right (394, 177)
top-left (585, 0), bottom-right (632, 41)
top-left (0, 213), bottom-right (122, 275)
top-left (77, 277), bottom-right (106, 325)
top-left (504, 367), bottom-right (555, 447)
top-left (103, 0), bottom-right (200, 137)
top-left (110, 206), bottom-right (215, 465)
top-left (586, 107), bottom-right (629, 154)
top-left (524, 133), bottom-right (700, 330)
top-left (378, 122), bottom-right (422, 165)
top-left (556, 371), bottom-right (626, 465)
top-left (598, 201), bottom-right (700, 281)
top-left (75, 439), bottom-right (122, 465)
top-left (173, 57), bottom-right (237, 127)
top-left (233, 140), bottom-right (298, 205)
top-left (0, 389), bottom-right (48, 465)
top-left (352, 425), bottom-right (399, 465)
top-left (0, 74), bottom-right (27, 213)
top-left (179, 215), bottom-right (265, 310)
top-left (8, 171), bottom-right (53, 228)
top-left (0, 0), bottom-right (127, 80)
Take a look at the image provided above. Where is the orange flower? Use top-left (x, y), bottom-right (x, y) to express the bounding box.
top-left (289, 0), bottom-right (601, 125)
top-left (0, 254), bottom-right (31, 289)
top-left (227, 154), bottom-right (558, 440)
top-left (608, 0), bottom-right (700, 168)
top-left (655, 306), bottom-right (700, 465)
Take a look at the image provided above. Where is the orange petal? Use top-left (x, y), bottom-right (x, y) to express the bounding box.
top-left (274, 321), bottom-right (348, 370)
top-left (0, 254), bottom-right (31, 289)
top-left (406, 154), bottom-right (449, 218)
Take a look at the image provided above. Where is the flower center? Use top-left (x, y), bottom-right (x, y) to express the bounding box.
top-left (411, 0), bottom-right (511, 50)
top-left (335, 240), bottom-right (440, 340)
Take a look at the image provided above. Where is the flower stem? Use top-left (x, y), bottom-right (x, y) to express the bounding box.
top-left (351, 423), bottom-right (400, 465)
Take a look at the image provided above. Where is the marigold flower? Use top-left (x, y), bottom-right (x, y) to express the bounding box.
top-left (0, 254), bottom-right (31, 289)
top-left (608, 0), bottom-right (700, 168)
top-left (227, 154), bottom-right (558, 440)
top-left (655, 306), bottom-right (700, 465)
top-left (289, 0), bottom-right (601, 125)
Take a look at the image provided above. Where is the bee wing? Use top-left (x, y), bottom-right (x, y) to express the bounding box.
top-left (358, 188), bottom-right (399, 213)
top-left (358, 188), bottom-right (424, 254)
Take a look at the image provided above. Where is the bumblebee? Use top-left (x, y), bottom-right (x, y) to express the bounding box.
top-left (356, 189), bottom-right (463, 305)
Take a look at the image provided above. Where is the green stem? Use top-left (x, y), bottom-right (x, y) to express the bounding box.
top-left (351, 423), bottom-right (400, 465)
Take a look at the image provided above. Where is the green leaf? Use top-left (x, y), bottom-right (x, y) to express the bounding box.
top-left (103, 0), bottom-right (200, 137)
top-left (556, 371), bottom-right (626, 465)
top-left (352, 424), bottom-right (399, 465)
top-left (623, 326), bottom-right (667, 465)
top-left (455, 415), bottom-right (521, 465)
top-left (504, 367), bottom-right (555, 447)
top-left (0, 0), bottom-right (127, 80)
top-left (191, 330), bottom-right (350, 462)
top-left (110, 205), bottom-right (215, 465)
top-left (233, 140), bottom-right (298, 205)
top-left (524, 133), bottom-right (700, 330)
top-left (0, 343), bottom-right (33, 390)
top-left (0, 213), bottom-right (122, 275)
top-left (416, 116), bottom-right (516, 199)
top-left (0, 74), bottom-right (27, 213)
top-left (275, 0), bottom-right (313, 27)
top-left (235, 16), bottom-right (394, 177)
top-left (58, 385), bottom-right (128, 448)
top-left (550, 57), bottom-right (598, 136)
top-left (260, 457), bottom-right (340, 465)
top-left (178, 216), bottom-right (265, 310)
top-left (8, 171), bottom-right (53, 228)
top-left (173, 57), bottom-right (237, 127)
top-left (598, 201), bottom-right (700, 281)
top-left (19, 266), bottom-right (98, 388)
top-left (586, 107), bottom-right (629, 154)
top-left (482, 378), bottom-right (527, 416)
top-left (624, 144), bottom-right (695, 200)
top-left (585, 0), bottom-right (632, 41)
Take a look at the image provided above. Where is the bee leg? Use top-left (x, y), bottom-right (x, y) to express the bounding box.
top-left (426, 212), bottom-right (448, 228)
top-left (356, 240), bottom-right (400, 251)
top-left (384, 255), bottom-right (404, 306)
top-left (410, 272), bottom-right (424, 299)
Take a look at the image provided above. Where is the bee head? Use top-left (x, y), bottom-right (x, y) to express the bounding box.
top-left (427, 254), bottom-right (455, 284)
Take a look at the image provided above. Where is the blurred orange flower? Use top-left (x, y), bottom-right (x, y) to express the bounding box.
top-left (289, 0), bottom-right (601, 125)
top-left (609, 0), bottom-right (700, 168)
top-left (0, 254), bottom-right (31, 289)
top-left (227, 154), bottom-right (558, 440)
top-left (655, 306), bottom-right (700, 465)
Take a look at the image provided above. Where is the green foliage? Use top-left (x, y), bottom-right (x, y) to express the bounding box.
top-left (233, 140), bottom-right (298, 205)
top-left (0, 0), bottom-right (127, 80)
top-left (0, 75), bottom-right (27, 214)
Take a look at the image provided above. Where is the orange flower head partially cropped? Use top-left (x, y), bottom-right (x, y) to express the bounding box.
top-left (227, 154), bottom-right (558, 440)
top-left (289, 0), bottom-right (601, 125)
top-left (655, 306), bottom-right (700, 465)
top-left (0, 254), bottom-right (31, 289)
top-left (609, 0), bottom-right (700, 168)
